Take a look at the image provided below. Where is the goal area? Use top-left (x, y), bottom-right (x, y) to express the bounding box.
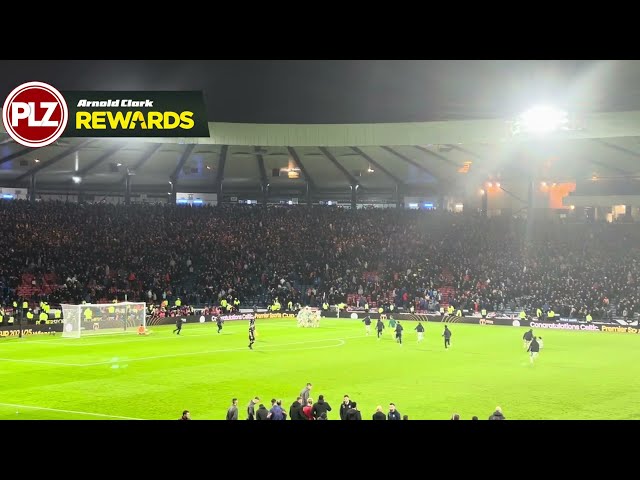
top-left (61, 302), bottom-right (146, 338)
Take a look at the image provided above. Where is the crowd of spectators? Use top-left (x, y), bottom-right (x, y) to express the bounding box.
top-left (0, 200), bottom-right (638, 320)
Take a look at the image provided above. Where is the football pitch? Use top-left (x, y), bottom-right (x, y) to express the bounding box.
top-left (1, 318), bottom-right (639, 420)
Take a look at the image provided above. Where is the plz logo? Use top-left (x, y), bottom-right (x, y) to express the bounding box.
top-left (2, 81), bottom-right (68, 148)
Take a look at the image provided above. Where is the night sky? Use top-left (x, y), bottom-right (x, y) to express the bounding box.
top-left (1, 60), bottom-right (638, 124)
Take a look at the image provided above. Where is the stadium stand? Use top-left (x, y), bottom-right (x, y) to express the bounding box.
top-left (0, 200), bottom-right (637, 321)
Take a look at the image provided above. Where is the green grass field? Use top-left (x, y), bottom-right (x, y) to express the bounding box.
top-left (1, 318), bottom-right (639, 420)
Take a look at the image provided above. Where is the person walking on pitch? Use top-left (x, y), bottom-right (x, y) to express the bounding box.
top-left (173, 317), bottom-right (183, 335)
top-left (415, 322), bottom-right (425, 342)
top-left (523, 328), bottom-right (534, 349)
top-left (248, 319), bottom-right (256, 349)
top-left (376, 318), bottom-right (385, 340)
top-left (528, 336), bottom-right (540, 364)
top-left (442, 324), bottom-right (452, 349)
top-left (395, 321), bottom-right (404, 345)
top-left (362, 315), bottom-right (372, 336)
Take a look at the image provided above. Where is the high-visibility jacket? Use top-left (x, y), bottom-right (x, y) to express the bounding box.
top-left (586, 314), bottom-right (592, 322)
top-left (519, 311), bottom-right (526, 319)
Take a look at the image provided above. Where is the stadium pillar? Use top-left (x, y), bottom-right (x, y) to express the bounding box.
top-left (395, 183), bottom-right (401, 208)
top-left (262, 183), bottom-right (269, 207)
top-left (350, 184), bottom-right (358, 210)
top-left (481, 188), bottom-right (488, 217)
top-left (305, 181), bottom-right (311, 206)
top-left (29, 174), bottom-right (36, 203)
top-left (438, 194), bottom-right (445, 211)
top-left (125, 174), bottom-right (131, 205)
top-left (169, 179), bottom-right (176, 205)
top-left (626, 205), bottom-right (633, 221)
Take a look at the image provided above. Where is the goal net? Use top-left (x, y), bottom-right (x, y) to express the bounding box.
top-left (61, 302), bottom-right (147, 338)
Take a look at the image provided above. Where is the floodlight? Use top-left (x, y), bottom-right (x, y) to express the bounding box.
top-left (514, 106), bottom-right (568, 135)
top-left (72, 176), bottom-right (82, 184)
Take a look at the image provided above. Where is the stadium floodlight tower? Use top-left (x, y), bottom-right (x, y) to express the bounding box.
top-left (512, 105), bottom-right (569, 136)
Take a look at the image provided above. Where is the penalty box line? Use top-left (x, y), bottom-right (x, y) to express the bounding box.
top-left (0, 402), bottom-right (144, 420)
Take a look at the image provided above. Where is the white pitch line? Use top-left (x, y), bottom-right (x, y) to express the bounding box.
top-left (0, 335), bottom-right (360, 366)
top-left (0, 357), bottom-right (86, 366)
top-left (0, 402), bottom-right (143, 419)
top-left (80, 336), bottom-right (353, 366)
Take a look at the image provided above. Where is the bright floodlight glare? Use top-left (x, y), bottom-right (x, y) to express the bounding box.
top-left (516, 105), bottom-right (568, 134)
top-left (72, 176), bottom-right (82, 184)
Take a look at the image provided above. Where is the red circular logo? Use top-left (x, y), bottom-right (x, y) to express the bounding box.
top-left (2, 81), bottom-right (68, 148)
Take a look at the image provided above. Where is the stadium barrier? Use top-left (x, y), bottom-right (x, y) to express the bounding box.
top-left (0, 324), bottom-right (63, 337)
top-left (326, 311), bottom-right (640, 334)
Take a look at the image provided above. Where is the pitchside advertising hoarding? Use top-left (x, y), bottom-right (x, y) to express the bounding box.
top-left (324, 310), bottom-right (640, 334)
top-left (2, 81), bottom-right (209, 147)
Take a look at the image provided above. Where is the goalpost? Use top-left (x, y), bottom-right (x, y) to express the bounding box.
top-left (61, 302), bottom-right (147, 338)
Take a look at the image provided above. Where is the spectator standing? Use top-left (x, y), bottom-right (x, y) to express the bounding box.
top-left (388, 403), bottom-right (401, 420)
top-left (312, 395), bottom-right (332, 420)
top-left (246, 396), bottom-right (260, 420)
top-left (339, 395), bottom-right (355, 420)
top-left (488, 406), bottom-right (506, 420)
top-left (372, 406), bottom-right (386, 420)
top-left (300, 382), bottom-right (312, 404)
top-left (344, 401), bottom-right (362, 420)
top-left (226, 398), bottom-right (239, 420)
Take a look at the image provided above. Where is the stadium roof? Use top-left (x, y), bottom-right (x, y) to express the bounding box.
top-left (1, 114), bottom-right (640, 198)
top-left (2, 60), bottom-right (640, 199)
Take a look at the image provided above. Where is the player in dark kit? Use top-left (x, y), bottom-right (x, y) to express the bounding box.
top-left (248, 319), bottom-right (256, 349)
top-left (362, 315), bottom-right (372, 336)
top-left (395, 321), bottom-right (403, 344)
top-left (376, 318), bottom-right (385, 340)
top-left (442, 324), bottom-right (451, 349)
top-left (415, 322), bottom-right (425, 343)
top-left (173, 317), bottom-right (182, 335)
top-left (216, 315), bottom-right (224, 333)
top-left (528, 336), bottom-right (540, 364)
top-left (523, 328), bottom-right (534, 349)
